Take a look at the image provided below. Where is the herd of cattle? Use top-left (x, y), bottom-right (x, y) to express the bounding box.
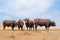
top-left (3, 18), bottom-right (56, 31)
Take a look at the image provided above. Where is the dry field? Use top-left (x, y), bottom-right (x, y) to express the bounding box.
top-left (0, 25), bottom-right (60, 40)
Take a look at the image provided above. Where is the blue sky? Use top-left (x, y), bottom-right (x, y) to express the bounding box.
top-left (0, 0), bottom-right (60, 26)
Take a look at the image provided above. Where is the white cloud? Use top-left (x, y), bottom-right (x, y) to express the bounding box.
top-left (0, 0), bottom-right (54, 18)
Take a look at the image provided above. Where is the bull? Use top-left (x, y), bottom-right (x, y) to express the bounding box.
top-left (24, 18), bottom-right (34, 31)
top-left (17, 19), bottom-right (24, 30)
top-left (3, 20), bottom-right (17, 31)
top-left (34, 19), bottom-right (56, 31)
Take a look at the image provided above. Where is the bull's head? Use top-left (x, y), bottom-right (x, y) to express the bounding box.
top-left (18, 19), bottom-right (24, 26)
top-left (50, 21), bottom-right (56, 26)
top-left (24, 18), bottom-right (29, 23)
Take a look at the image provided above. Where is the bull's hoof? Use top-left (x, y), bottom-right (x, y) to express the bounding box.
top-left (3, 28), bottom-right (5, 30)
top-left (12, 29), bottom-right (14, 31)
top-left (22, 30), bottom-right (24, 31)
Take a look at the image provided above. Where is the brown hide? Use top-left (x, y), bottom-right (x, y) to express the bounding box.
top-left (17, 19), bottom-right (24, 30)
top-left (3, 20), bottom-right (17, 31)
top-left (24, 18), bottom-right (34, 31)
top-left (34, 19), bottom-right (51, 25)
top-left (3, 20), bottom-right (12, 26)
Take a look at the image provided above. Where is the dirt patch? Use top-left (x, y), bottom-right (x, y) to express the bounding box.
top-left (0, 26), bottom-right (60, 40)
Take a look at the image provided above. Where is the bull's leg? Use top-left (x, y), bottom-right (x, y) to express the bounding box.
top-left (30, 27), bottom-right (32, 31)
top-left (21, 26), bottom-right (23, 31)
top-left (45, 24), bottom-right (50, 32)
top-left (11, 27), bottom-right (14, 31)
top-left (11, 24), bottom-right (15, 31)
top-left (29, 27), bottom-right (31, 31)
top-left (33, 26), bottom-right (34, 31)
top-left (47, 27), bottom-right (49, 32)
top-left (3, 25), bottom-right (6, 30)
top-left (35, 25), bottom-right (37, 31)
top-left (27, 27), bottom-right (28, 31)
top-left (46, 27), bottom-right (48, 30)
top-left (35, 27), bottom-right (37, 31)
top-left (46, 28), bottom-right (49, 32)
top-left (45, 26), bottom-right (49, 32)
top-left (30, 27), bottom-right (33, 31)
top-left (18, 25), bottom-right (20, 31)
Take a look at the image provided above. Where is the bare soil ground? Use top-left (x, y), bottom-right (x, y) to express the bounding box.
top-left (0, 25), bottom-right (60, 40)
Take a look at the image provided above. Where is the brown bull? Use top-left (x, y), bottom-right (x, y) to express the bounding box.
top-left (3, 20), bottom-right (17, 31)
top-left (34, 19), bottom-right (56, 31)
top-left (17, 19), bottom-right (24, 30)
top-left (49, 21), bottom-right (56, 26)
top-left (24, 18), bottom-right (34, 31)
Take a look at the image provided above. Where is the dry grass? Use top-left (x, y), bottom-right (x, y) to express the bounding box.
top-left (0, 25), bottom-right (60, 40)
